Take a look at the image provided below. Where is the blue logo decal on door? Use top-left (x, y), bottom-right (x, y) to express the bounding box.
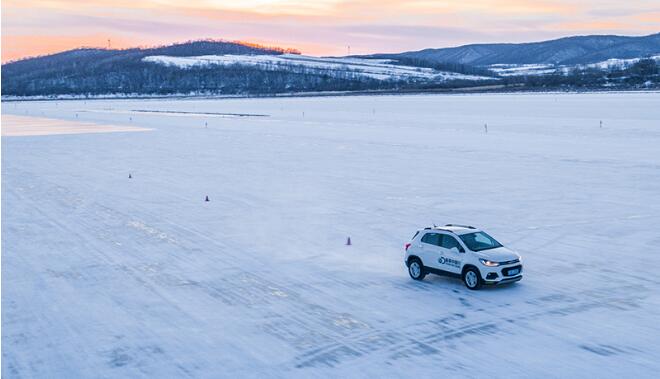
top-left (438, 257), bottom-right (461, 268)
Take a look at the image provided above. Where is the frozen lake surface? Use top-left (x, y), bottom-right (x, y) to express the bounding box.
top-left (3, 93), bottom-right (660, 378)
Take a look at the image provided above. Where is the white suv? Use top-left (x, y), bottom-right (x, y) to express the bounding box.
top-left (404, 224), bottom-right (522, 290)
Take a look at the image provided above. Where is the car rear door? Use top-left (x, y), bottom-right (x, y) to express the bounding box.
top-left (418, 232), bottom-right (443, 268)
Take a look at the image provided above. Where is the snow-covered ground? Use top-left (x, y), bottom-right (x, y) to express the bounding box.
top-left (3, 92), bottom-right (660, 378)
top-left (581, 55), bottom-right (660, 70)
top-left (143, 54), bottom-right (495, 81)
top-left (488, 63), bottom-right (558, 76)
top-left (489, 55), bottom-right (660, 76)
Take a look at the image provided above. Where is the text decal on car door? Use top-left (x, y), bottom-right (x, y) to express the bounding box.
top-left (438, 257), bottom-right (461, 268)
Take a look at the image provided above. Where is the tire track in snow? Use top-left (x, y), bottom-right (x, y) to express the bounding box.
top-left (4, 167), bottom-right (379, 374)
top-left (3, 170), bottom-right (203, 377)
top-left (292, 283), bottom-right (650, 368)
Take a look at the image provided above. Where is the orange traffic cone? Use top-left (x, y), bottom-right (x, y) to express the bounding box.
top-left (205, 196), bottom-right (210, 202)
top-left (346, 237), bottom-right (352, 246)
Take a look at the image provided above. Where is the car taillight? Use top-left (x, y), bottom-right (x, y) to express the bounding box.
top-left (405, 243), bottom-right (411, 251)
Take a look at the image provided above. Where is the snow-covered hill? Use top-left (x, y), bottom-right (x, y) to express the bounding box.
top-left (143, 54), bottom-right (496, 82)
top-left (489, 55), bottom-right (660, 76)
top-left (581, 55), bottom-right (660, 70)
top-left (488, 63), bottom-right (557, 77)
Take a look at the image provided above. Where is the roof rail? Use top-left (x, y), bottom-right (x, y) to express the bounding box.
top-left (445, 224), bottom-right (476, 229)
top-left (429, 226), bottom-right (456, 233)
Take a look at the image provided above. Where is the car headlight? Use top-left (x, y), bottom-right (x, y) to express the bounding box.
top-left (479, 259), bottom-right (500, 267)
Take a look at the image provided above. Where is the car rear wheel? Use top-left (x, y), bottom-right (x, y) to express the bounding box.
top-left (463, 267), bottom-right (482, 290)
top-left (408, 259), bottom-right (426, 281)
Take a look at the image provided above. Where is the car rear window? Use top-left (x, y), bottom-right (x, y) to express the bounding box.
top-left (421, 233), bottom-right (441, 246)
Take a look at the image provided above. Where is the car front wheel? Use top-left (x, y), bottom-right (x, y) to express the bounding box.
top-left (463, 267), bottom-right (482, 290)
top-left (408, 259), bottom-right (426, 281)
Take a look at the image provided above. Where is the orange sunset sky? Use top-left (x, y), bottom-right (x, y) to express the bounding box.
top-left (2, 0), bottom-right (659, 62)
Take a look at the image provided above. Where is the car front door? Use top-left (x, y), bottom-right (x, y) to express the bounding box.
top-left (437, 234), bottom-right (465, 274)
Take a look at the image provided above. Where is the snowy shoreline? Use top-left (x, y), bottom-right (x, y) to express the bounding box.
top-left (3, 87), bottom-right (660, 102)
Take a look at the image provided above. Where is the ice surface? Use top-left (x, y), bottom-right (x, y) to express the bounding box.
top-left (3, 92), bottom-right (660, 378)
top-left (1, 114), bottom-right (151, 136)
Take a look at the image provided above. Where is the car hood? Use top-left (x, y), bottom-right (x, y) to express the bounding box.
top-left (475, 246), bottom-right (520, 262)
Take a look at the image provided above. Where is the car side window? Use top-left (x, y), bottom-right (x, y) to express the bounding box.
top-left (440, 235), bottom-right (464, 252)
top-left (421, 233), bottom-right (441, 246)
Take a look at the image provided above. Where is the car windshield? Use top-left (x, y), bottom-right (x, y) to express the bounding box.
top-left (459, 232), bottom-right (502, 252)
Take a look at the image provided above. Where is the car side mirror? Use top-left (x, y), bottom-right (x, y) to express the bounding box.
top-left (450, 247), bottom-right (463, 253)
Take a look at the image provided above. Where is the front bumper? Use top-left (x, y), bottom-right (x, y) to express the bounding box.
top-left (485, 275), bottom-right (522, 285)
top-left (482, 264), bottom-right (523, 285)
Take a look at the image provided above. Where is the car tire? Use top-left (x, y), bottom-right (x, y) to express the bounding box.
top-left (408, 258), bottom-right (426, 281)
top-left (463, 267), bottom-right (482, 290)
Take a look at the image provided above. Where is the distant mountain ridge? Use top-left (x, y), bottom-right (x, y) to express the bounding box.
top-left (363, 33), bottom-right (660, 66)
